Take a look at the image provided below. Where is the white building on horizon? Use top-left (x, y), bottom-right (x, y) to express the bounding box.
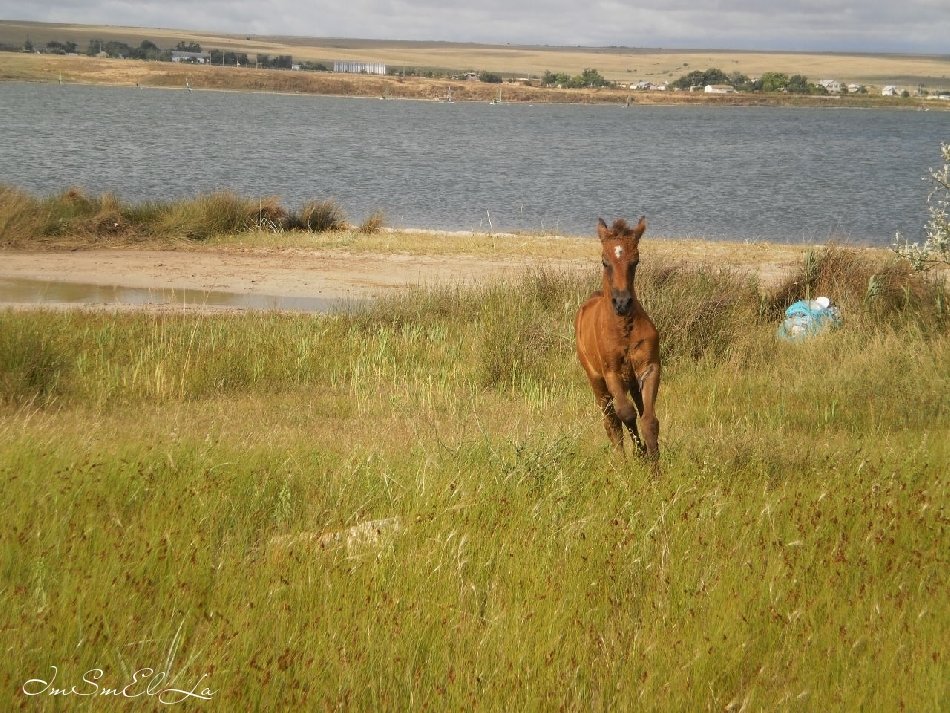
top-left (333, 60), bottom-right (387, 75)
top-left (171, 51), bottom-right (211, 64)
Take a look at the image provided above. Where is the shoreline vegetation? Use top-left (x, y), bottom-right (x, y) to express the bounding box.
top-left (0, 185), bottom-right (377, 248)
top-left (3, 184), bottom-right (945, 295)
top-left (2, 52), bottom-right (943, 109)
top-left (1, 23), bottom-right (947, 108)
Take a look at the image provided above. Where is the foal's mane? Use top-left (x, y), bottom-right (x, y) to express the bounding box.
top-left (603, 217), bottom-right (643, 238)
top-left (611, 218), bottom-right (631, 234)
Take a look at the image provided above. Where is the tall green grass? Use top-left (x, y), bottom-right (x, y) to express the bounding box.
top-left (1, 249), bottom-right (947, 709)
top-left (0, 185), bottom-right (376, 246)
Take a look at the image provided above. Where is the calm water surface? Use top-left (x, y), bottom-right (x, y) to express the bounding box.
top-left (0, 277), bottom-right (340, 312)
top-left (1, 82), bottom-right (947, 245)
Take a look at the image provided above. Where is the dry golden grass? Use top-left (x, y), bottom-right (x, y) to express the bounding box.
top-left (206, 228), bottom-right (816, 285)
top-left (1, 255), bottom-right (947, 710)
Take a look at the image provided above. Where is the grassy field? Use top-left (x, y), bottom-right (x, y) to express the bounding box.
top-left (1, 242), bottom-right (947, 708)
top-left (2, 19), bottom-right (949, 101)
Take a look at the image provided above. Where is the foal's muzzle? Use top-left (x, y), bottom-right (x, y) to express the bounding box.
top-left (611, 290), bottom-right (633, 316)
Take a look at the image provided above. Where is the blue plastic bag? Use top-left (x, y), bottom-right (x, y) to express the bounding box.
top-left (776, 297), bottom-right (842, 341)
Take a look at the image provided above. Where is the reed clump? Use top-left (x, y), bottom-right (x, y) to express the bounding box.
top-left (0, 186), bottom-right (372, 246)
top-left (291, 198), bottom-right (348, 232)
top-left (358, 209), bottom-right (386, 234)
top-left (0, 185), bottom-right (136, 244)
top-left (154, 191), bottom-right (257, 240)
top-left (0, 184), bottom-right (39, 245)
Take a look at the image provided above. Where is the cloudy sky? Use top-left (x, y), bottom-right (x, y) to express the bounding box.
top-left (3, 1), bottom-right (949, 53)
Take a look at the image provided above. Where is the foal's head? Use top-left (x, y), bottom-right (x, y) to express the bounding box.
top-left (598, 216), bottom-right (647, 317)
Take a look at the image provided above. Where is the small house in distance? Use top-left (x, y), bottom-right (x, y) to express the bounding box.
top-left (882, 85), bottom-right (899, 96)
top-left (704, 84), bottom-right (735, 94)
top-left (631, 81), bottom-right (668, 91)
top-left (171, 51), bottom-right (211, 64)
top-left (818, 79), bottom-right (842, 93)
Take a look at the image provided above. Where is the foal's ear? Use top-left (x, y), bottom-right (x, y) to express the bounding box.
top-left (597, 218), bottom-right (610, 240)
top-left (632, 216), bottom-right (647, 240)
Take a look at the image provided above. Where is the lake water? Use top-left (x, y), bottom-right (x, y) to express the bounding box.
top-left (0, 82), bottom-right (947, 245)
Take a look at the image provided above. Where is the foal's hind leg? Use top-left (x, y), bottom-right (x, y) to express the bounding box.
top-left (637, 363), bottom-right (661, 467)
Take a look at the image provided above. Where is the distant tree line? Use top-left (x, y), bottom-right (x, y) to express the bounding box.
top-left (255, 54), bottom-right (294, 70)
top-left (541, 68), bottom-right (612, 89)
top-left (209, 49), bottom-right (250, 66)
top-left (81, 39), bottom-right (163, 60)
top-left (6, 35), bottom-right (299, 70)
top-left (669, 67), bottom-right (870, 95)
top-left (478, 71), bottom-right (503, 84)
top-left (42, 40), bottom-right (78, 54)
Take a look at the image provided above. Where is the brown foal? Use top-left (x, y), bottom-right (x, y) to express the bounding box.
top-left (575, 217), bottom-right (661, 466)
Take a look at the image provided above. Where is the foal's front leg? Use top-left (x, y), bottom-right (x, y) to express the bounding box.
top-left (591, 378), bottom-right (624, 451)
top-left (604, 371), bottom-right (643, 455)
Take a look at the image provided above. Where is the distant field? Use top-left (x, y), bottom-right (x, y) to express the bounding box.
top-left (1, 19), bottom-right (948, 91)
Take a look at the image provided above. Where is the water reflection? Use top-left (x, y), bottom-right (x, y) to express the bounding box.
top-left (0, 278), bottom-right (340, 313)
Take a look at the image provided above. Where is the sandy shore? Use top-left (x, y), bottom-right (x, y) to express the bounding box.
top-left (0, 246), bottom-right (592, 312)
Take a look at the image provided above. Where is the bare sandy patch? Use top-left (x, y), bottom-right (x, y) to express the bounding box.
top-left (0, 230), bottom-right (838, 313)
top-left (0, 247), bottom-right (579, 303)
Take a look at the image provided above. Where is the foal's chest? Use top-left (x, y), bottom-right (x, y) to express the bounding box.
top-left (619, 357), bottom-right (639, 387)
top-left (616, 333), bottom-right (650, 386)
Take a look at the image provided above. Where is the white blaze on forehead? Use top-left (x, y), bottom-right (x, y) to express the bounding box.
top-left (614, 245), bottom-right (624, 259)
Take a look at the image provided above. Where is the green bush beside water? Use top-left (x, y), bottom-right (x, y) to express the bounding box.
top-left (0, 251), bottom-right (947, 709)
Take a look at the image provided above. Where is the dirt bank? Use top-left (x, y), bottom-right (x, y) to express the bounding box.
top-left (0, 246), bottom-right (588, 312)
